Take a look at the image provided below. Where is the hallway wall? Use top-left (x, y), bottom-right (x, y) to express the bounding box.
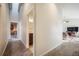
top-left (20, 4), bottom-right (34, 48)
top-left (0, 4), bottom-right (9, 55)
top-left (35, 4), bottom-right (63, 55)
top-left (20, 3), bottom-right (63, 56)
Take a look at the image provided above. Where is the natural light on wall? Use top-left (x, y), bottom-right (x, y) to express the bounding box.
top-left (11, 3), bottom-right (19, 20)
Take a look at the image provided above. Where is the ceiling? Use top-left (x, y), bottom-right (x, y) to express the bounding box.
top-left (56, 3), bottom-right (79, 19)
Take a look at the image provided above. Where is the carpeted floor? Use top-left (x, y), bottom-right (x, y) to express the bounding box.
top-left (3, 40), bottom-right (33, 56)
top-left (45, 41), bottom-right (79, 56)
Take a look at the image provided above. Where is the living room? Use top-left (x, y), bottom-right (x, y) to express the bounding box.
top-left (57, 3), bottom-right (79, 42)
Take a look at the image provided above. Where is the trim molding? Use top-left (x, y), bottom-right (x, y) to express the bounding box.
top-left (2, 40), bottom-right (9, 55)
top-left (20, 40), bottom-right (29, 49)
top-left (40, 42), bottom-right (63, 56)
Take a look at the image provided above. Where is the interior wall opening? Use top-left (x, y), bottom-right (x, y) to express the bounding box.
top-left (27, 10), bottom-right (34, 53)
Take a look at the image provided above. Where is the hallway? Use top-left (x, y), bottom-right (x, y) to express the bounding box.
top-left (3, 40), bottom-right (33, 56)
top-left (1, 3), bottom-right (79, 56)
top-left (0, 3), bottom-right (34, 56)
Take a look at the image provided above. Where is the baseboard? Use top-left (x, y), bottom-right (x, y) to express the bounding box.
top-left (20, 40), bottom-right (29, 49)
top-left (40, 42), bottom-right (63, 56)
top-left (2, 39), bottom-right (9, 55)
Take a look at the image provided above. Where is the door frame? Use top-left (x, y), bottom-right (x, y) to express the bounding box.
top-left (26, 5), bottom-right (36, 55)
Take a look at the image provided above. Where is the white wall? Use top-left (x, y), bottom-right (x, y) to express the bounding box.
top-left (20, 4), bottom-right (63, 56)
top-left (0, 4), bottom-right (9, 55)
top-left (62, 4), bottom-right (79, 19)
top-left (20, 4), bottom-right (34, 48)
top-left (35, 4), bottom-right (63, 55)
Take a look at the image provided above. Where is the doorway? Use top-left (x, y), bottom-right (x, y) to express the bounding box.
top-left (27, 10), bottom-right (34, 53)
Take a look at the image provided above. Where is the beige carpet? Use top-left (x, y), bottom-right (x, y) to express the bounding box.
top-left (45, 41), bottom-right (79, 56)
top-left (3, 40), bottom-right (33, 56)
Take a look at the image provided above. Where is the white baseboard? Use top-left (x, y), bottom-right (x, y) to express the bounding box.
top-left (20, 40), bottom-right (29, 49)
top-left (2, 40), bottom-right (9, 55)
top-left (40, 42), bottom-right (63, 56)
